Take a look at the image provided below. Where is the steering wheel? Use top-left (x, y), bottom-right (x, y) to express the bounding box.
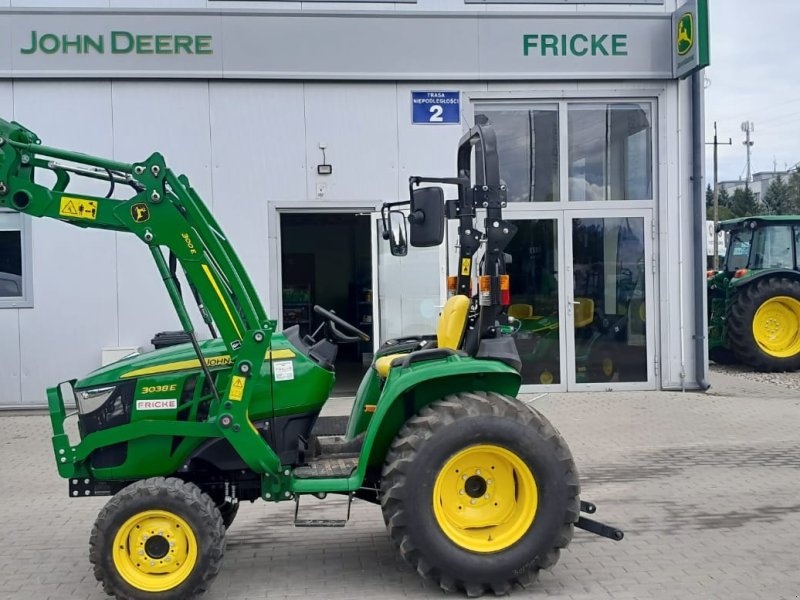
top-left (313, 305), bottom-right (371, 343)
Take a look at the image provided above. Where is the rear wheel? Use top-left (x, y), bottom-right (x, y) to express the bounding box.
top-left (728, 277), bottom-right (800, 371)
top-left (90, 477), bottom-right (225, 600)
top-left (381, 392), bottom-right (579, 596)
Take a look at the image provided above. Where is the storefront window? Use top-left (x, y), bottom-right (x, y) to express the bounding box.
top-left (0, 211), bottom-right (31, 307)
top-left (568, 103), bottom-right (653, 201)
top-left (477, 106), bottom-right (559, 203)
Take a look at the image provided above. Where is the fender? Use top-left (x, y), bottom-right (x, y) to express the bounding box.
top-left (352, 353), bottom-right (520, 490)
top-left (730, 268), bottom-right (800, 289)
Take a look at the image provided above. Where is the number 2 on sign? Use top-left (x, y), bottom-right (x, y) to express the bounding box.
top-left (429, 105), bottom-right (444, 122)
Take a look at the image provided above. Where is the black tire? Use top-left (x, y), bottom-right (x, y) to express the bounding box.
top-left (727, 276), bottom-right (800, 372)
top-left (380, 392), bottom-right (580, 597)
top-left (588, 343), bottom-right (617, 383)
top-left (90, 477), bottom-right (226, 600)
top-left (217, 501), bottom-right (239, 529)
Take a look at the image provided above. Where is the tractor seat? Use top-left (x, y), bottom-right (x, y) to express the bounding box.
top-left (374, 295), bottom-right (470, 378)
top-left (574, 297), bottom-right (595, 329)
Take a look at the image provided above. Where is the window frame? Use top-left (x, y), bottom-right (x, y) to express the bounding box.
top-left (472, 96), bottom-right (657, 208)
top-left (0, 209), bottom-right (33, 309)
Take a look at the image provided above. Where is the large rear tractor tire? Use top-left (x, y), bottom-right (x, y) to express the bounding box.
top-left (90, 477), bottom-right (226, 600)
top-left (728, 277), bottom-right (800, 372)
top-left (380, 392), bottom-right (580, 597)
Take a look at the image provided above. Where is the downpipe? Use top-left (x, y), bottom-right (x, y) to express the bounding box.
top-left (692, 71), bottom-right (711, 391)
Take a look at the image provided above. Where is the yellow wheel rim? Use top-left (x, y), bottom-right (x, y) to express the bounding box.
top-left (112, 510), bottom-right (198, 593)
top-left (752, 296), bottom-right (800, 358)
top-left (638, 302), bottom-right (646, 322)
top-left (432, 444), bottom-right (538, 553)
top-left (539, 370), bottom-right (554, 385)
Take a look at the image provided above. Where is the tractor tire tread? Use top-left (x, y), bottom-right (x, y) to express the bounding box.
top-left (381, 391), bottom-right (579, 597)
top-left (727, 276), bottom-right (800, 372)
top-left (89, 476), bottom-right (225, 600)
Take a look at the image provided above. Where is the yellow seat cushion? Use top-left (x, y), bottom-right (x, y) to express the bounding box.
top-left (508, 304), bottom-right (533, 320)
top-left (574, 297), bottom-right (595, 329)
top-left (374, 353), bottom-right (406, 379)
top-left (437, 295), bottom-right (470, 349)
top-left (374, 295), bottom-right (470, 379)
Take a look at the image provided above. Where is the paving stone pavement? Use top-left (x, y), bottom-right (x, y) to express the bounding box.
top-left (1, 371), bottom-right (799, 600)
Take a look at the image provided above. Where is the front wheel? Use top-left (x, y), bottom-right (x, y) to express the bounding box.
top-left (381, 392), bottom-right (580, 596)
top-left (90, 477), bottom-right (225, 600)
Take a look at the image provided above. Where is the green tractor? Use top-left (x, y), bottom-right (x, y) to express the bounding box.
top-left (708, 216), bottom-right (800, 371)
top-left (0, 118), bottom-right (621, 599)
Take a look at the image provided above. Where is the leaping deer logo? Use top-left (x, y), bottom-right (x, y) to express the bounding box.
top-left (677, 13), bottom-right (694, 56)
top-left (131, 203), bottom-right (150, 223)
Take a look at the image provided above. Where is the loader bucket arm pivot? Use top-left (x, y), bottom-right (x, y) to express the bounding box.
top-left (0, 118), bottom-right (282, 477)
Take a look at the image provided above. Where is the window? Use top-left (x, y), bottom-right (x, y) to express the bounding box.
top-left (476, 106), bottom-right (560, 203)
top-left (796, 227), bottom-right (800, 268)
top-left (568, 103), bottom-right (653, 202)
top-left (751, 226), bottom-right (794, 270)
top-left (0, 211), bottom-right (32, 308)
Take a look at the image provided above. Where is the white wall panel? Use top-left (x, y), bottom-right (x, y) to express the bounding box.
top-left (209, 82), bottom-right (306, 313)
top-left (303, 83), bottom-right (399, 203)
top-left (111, 81), bottom-right (214, 347)
top-left (14, 81), bottom-right (119, 405)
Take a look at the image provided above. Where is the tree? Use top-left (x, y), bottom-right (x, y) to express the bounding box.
top-left (762, 176), bottom-right (792, 215)
top-left (786, 168), bottom-right (800, 215)
top-left (730, 187), bottom-right (760, 218)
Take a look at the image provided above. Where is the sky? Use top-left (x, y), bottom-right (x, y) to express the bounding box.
top-left (704, 0), bottom-right (800, 182)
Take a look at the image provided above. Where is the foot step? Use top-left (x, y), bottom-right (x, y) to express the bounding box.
top-left (293, 493), bottom-right (353, 528)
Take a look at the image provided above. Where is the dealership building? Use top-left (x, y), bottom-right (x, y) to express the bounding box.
top-left (0, 0), bottom-right (709, 406)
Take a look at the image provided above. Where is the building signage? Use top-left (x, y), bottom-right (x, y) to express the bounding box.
top-left (412, 91), bottom-right (460, 125)
top-left (672, 0), bottom-right (710, 79)
top-left (0, 9), bottom-right (675, 81)
top-left (20, 30), bottom-right (213, 55)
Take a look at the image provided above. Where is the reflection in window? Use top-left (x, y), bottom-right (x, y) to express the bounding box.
top-left (506, 219), bottom-right (561, 385)
top-left (751, 226), bottom-right (794, 269)
top-left (0, 230), bottom-right (23, 298)
top-left (477, 107), bottom-right (559, 202)
top-left (568, 103), bottom-right (653, 201)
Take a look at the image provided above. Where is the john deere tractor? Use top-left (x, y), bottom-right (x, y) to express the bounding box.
top-left (0, 118), bottom-right (620, 599)
top-left (708, 216), bottom-right (800, 371)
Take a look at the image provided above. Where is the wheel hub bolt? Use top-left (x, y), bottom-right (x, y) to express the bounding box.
top-left (470, 499), bottom-right (477, 505)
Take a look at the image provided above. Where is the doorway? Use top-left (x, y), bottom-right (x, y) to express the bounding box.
top-left (504, 210), bottom-right (656, 391)
top-left (279, 212), bottom-right (373, 396)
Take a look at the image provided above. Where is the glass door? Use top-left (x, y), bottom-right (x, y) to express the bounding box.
top-left (503, 211), bottom-right (567, 391)
top-left (565, 210), bottom-right (655, 390)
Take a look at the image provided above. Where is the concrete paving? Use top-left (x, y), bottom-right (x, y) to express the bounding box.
top-left (1, 371), bottom-right (798, 599)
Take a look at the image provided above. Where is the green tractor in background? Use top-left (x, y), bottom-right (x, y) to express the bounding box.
top-left (708, 216), bottom-right (800, 371)
top-left (0, 118), bottom-right (621, 599)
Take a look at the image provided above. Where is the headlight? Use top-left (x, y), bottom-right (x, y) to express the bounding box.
top-left (75, 386), bottom-right (116, 414)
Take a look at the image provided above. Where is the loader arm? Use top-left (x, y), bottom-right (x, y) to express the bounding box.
top-left (0, 118), bottom-right (284, 479)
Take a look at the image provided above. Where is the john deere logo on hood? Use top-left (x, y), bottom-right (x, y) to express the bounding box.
top-left (677, 13), bottom-right (694, 56)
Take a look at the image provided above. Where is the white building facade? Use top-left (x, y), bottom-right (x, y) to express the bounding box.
top-left (0, 0), bottom-right (709, 406)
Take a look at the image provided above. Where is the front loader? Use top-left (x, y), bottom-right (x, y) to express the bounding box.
top-left (0, 118), bottom-right (621, 599)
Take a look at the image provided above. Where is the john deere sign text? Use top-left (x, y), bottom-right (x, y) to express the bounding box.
top-left (20, 31), bottom-right (213, 55)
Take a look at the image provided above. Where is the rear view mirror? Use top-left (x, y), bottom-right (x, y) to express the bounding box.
top-left (385, 210), bottom-right (408, 256)
top-left (409, 186), bottom-right (445, 248)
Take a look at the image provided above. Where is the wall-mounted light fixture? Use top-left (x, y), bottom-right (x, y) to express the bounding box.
top-left (317, 142), bottom-right (332, 175)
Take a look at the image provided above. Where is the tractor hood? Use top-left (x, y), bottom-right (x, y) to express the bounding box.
top-left (75, 339), bottom-right (231, 390)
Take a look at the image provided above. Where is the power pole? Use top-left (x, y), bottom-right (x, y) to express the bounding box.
top-left (706, 122), bottom-right (733, 269)
top-left (741, 121), bottom-right (755, 187)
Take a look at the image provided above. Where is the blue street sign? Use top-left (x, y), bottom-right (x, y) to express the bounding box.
top-left (411, 91), bottom-right (460, 125)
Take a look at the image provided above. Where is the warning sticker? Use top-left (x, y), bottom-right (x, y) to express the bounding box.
top-left (59, 197), bottom-right (98, 221)
top-left (461, 258), bottom-right (471, 276)
top-left (229, 375), bottom-right (246, 401)
top-left (273, 361), bottom-right (294, 382)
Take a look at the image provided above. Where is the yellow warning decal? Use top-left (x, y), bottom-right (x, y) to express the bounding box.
top-left (229, 375), bottom-right (246, 401)
top-left (59, 197), bottom-right (98, 221)
top-left (461, 258), bottom-right (471, 276)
